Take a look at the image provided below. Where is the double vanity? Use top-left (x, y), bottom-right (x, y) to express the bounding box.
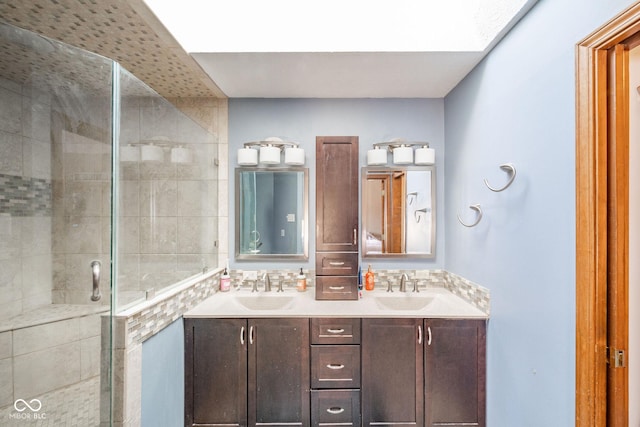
top-left (184, 285), bottom-right (487, 427)
top-left (187, 137), bottom-right (488, 426)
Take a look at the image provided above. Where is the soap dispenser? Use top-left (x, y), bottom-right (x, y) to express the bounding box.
top-left (365, 265), bottom-right (375, 291)
top-left (296, 268), bottom-right (307, 292)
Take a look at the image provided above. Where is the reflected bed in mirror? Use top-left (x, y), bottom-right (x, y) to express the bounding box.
top-left (362, 166), bottom-right (435, 258)
top-left (236, 167), bottom-right (309, 260)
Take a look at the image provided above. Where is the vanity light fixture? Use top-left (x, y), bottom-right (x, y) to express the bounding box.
top-left (121, 137), bottom-right (193, 164)
top-left (368, 139), bottom-right (434, 166)
top-left (238, 136), bottom-right (305, 166)
top-left (170, 145), bottom-right (193, 164)
top-left (140, 143), bottom-right (164, 162)
top-left (414, 144), bottom-right (435, 165)
top-left (120, 144), bottom-right (140, 162)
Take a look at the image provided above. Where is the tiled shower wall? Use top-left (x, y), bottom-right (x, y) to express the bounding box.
top-left (0, 77), bottom-right (53, 320)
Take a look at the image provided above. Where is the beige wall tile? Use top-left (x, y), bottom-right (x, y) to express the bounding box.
top-left (0, 357), bottom-right (13, 408)
top-left (14, 341), bottom-right (80, 398)
top-left (13, 318), bottom-right (79, 356)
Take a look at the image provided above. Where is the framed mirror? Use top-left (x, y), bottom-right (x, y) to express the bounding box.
top-left (235, 167), bottom-right (309, 260)
top-left (361, 166), bottom-right (435, 258)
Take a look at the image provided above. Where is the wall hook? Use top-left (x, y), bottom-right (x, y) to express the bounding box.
top-left (457, 204), bottom-right (483, 227)
top-left (414, 208), bottom-right (428, 223)
top-left (484, 163), bottom-right (516, 192)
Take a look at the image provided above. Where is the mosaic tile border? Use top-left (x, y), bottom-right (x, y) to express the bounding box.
top-left (120, 269), bottom-right (221, 346)
top-left (444, 271), bottom-right (491, 315)
top-left (0, 173), bottom-right (52, 216)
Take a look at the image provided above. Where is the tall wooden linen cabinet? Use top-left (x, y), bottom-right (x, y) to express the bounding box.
top-left (315, 136), bottom-right (359, 300)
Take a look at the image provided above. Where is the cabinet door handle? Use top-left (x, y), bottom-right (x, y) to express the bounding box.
top-left (326, 364), bottom-right (345, 370)
top-left (329, 261), bottom-right (345, 266)
top-left (326, 328), bottom-right (345, 334)
top-left (249, 325), bottom-right (255, 344)
top-left (327, 407), bottom-right (345, 415)
top-left (427, 326), bottom-right (432, 346)
top-left (353, 228), bottom-right (357, 245)
top-left (240, 326), bottom-right (245, 345)
top-left (418, 325), bottom-right (422, 344)
top-left (329, 286), bottom-right (345, 291)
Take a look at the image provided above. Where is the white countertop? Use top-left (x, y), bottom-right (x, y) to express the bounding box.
top-left (185, 286), bottom-right (488, 319)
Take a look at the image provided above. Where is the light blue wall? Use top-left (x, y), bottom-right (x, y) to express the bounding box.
top-left (228, 98), bottom-right (445, 270)
top-left (141, 318), bottom-right (184, 427)
top-left (444, 0), bottom-right (633, 425)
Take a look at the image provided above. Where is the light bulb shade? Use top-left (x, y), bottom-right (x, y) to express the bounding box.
top-left (284, 147), bottom-right (305, 165)
top-left (171, 146), bottom-right (192, 164)
top-left (120, 144), bottom-right (140, 162)
top-left (414, 146), bottom-right (435, 165)
top-left (259, 145), bottom-right (281, 165)
top-left (140, 144), bottom-right (164, 162)
top-left (393, 145), bottom-right (413, 164)
top-left (237, 147), bottom-right (258, 165)
top-left (367, 147), bottom-right (387, 165)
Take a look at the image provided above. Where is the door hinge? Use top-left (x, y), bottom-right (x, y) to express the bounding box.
top-left (607, 347), bottom-right (626, 368)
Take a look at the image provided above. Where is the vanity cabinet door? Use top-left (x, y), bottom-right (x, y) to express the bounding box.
top-left (316, 136), bottom-right (359, 252)
top-left (184, 318), bottom-right (248, 427)
top-left (361, 318), bottom-right (424, 426)
top-left (424, 319), bottom-right (486, 427)
top-left (248, 318), bottom-right (310, 427)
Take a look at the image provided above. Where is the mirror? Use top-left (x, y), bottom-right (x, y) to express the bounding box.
top-left (361, 166), bottom-right (435, 258)
top-left (236, 167), bottom-right (309, 260)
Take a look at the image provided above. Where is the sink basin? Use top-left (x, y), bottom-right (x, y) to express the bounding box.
top-left (374, 295), bottom-right (435, 311)
top-left (234, 295), bottom-right (295, 311)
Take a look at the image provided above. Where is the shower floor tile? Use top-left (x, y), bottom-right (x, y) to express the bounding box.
top-left (0, 376), bottom-right (99, 426)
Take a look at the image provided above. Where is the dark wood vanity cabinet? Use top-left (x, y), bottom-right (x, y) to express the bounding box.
top-left (315, 136), bottom-right (359, 253)
top-left (310, 318), bottom-right (361, 427)
top-left (361, 318), bottom-right (424, 426)
top-left (424, 319), bottom-right (486, 427)
top-left (184, 318), bottom-right (310, 427)
top-left (185, 317), bottom-right (485, 427)
top-left (315, 136), bottom-right (359, 300)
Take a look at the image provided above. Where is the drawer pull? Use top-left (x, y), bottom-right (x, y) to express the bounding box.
top-left (328, 286), bottom-right (345, 291)
top-left (326, 363), bottom-right (345, 370)
top-left (327, 407), bottom-right (345, 415)
top-left (326, 328), bottom-right (345, 334)
top-left (329, 261), bottom-right (345, 266)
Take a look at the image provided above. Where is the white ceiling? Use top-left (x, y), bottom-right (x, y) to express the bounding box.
top-left (143, 0), bottom-right (538, 98)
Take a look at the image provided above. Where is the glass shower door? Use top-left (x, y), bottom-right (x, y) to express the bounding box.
top-left (0, 22), bottom-right (113, 426)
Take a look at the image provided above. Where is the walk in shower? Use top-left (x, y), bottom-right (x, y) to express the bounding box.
top-left (0, 21), bottom-right (218, 425)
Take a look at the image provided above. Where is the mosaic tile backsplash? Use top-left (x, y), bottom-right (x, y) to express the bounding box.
top-left (0, 173), bottom-right (52, 216)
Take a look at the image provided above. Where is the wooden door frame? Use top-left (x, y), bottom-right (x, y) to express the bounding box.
top-left (576, 2), bottom-right (640, 425)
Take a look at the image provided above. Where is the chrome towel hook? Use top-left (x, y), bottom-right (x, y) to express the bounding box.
top-left (457, 204), bottom-right (483, 227)
top-left (484, 163), bottom-right (516, 192)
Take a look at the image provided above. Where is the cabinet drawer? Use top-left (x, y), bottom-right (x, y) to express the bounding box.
top-left (311, 318), bottom-right (361, 344)
top-left (316, 252), bottom-right (358, 276)
top-left (311, 390), bottom-right (361, 427)
top-left (311, 345), bottom-right (361, 388)
top-left (315, 276), bottom-right (358, 300)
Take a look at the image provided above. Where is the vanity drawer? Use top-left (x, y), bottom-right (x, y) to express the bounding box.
top-left (311, 389), bottom-right (361, 427)
top-left (311, 318), bottom-right (361, 344)
top-left (316, 252), bottom-right (358, 276)
top-left (311, 345), bottom-right (361, 389)
top-left (315, 276), bottom-right (358, 300)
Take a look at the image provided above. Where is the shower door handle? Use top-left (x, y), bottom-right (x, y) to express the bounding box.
top-left (91, 260), bottom-right (102, 301)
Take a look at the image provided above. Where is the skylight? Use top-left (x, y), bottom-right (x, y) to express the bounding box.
top-left (143, 0), bottom-right (529, 53)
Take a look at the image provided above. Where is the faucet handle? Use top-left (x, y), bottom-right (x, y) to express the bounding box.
top-left (263, 273), bottom-right (271, 292)
top-left (412, 279), bottom-right (419, 293)
top-left (386, 280), bottom-right (393, 292)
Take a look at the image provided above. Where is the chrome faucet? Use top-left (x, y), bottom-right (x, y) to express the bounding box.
top-left (263, 273), bottom-right (271, 292)
top-left (399, 273), bottom-right (409, 292)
